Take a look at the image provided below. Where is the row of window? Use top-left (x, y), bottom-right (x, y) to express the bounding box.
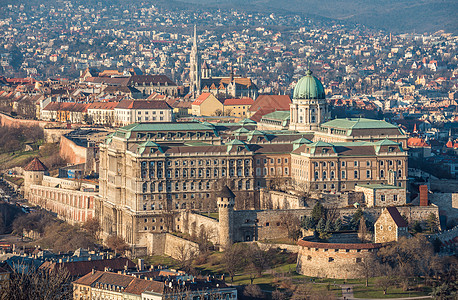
top-left (311, 160), bottom-right (402, 168)
top-left (313, 169), bottom-right (402, 180)
top-left (141, 167), bottom-right (252, 179)
top-left (256, 158), bottom-right (288, 165)
top-left (142, 180), bottom-right (252, 194)
top-left (141, 159), bottom-right (250, 168)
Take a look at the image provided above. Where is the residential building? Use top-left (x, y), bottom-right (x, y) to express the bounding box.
top-left (114, 100), bottom-right (173, 126)
top-left (191, 93), bottom-right (223, 116)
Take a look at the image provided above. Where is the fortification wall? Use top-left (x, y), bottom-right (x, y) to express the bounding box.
top-left (296, 238), bottom-right (382, 279)
top-left (44, 128), bottom-right (73, 143)
top-left (60, 135), bottom-right (87, 165)
top-left (164, 233), bottom-right (199, 259)
top-left (431, 179), bottom-right (458, 193)
top-left (0, 112), bottom-right (58, 128)
top-left (177, 211), bottom-right (219, 244)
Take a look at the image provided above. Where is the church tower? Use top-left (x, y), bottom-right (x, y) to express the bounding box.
top-left (217, 185), bottom-right (235, 249)
top-left (189, 25), bottom-right (201, 98)
top-left (289, 70), bottom-right (329, 132)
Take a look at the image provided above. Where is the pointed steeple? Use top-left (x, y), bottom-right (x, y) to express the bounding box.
top-left (189, 24), bottom-right (201, 98)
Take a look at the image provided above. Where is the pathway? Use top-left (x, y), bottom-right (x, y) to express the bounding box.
top-left (338, 284), bottom-right (432, 300)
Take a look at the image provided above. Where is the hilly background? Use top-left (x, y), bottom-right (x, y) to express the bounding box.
top-left (172, 0), bottom-right (458, 33)
top-left (0, 0), bottom-right (456, 33)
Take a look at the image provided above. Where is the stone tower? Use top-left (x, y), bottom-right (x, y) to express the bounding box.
top-left (189, 24), bottom-right (201, 98)
top-left (23, 157), bottom-right (48, 198)
top-left (217, 185), bottom-right (235, 249)
top-left (289, 70), bottom-right (329, 132)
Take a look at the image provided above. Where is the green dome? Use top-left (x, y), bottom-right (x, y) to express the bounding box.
top-left (293, 70), bottom-right (325, 100)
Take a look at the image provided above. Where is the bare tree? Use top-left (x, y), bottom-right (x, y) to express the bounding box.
top-left (356, 253), bottom-right (381, 287)
top-left (243, 284), bottom-right (265, 299)
top-left (280, 212), bottom-right (302, 241)
top-left (105, 235), bottom-right (129, 255)
top-left (175, 243), bottom-right (197, 273)
top-left (223, 243), bottom-right (244, 282)
top-left (82, 217), bottom-right (100, 240)
top-left (0, 264), bottom-right (72, 300)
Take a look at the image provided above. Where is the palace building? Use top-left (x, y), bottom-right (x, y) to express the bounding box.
top-left (95, 71), bottom-right (409, 250)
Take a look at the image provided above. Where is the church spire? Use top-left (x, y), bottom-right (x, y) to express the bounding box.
top-left (189, 24), bottom-right (201, 98)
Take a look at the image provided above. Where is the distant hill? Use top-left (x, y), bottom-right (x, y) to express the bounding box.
top-left (177, 0), bottom-right (458, 33)
top-left (1, 0), bottom-right (455, 33)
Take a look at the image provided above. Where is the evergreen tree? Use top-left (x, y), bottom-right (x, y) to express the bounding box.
top-left (324, 219), bottom-right (333, 232)
top-left (350, 207), bottom-right (363, 230)
top-left (302, 216), bottom-right (314, 230)
top-left (316, 218), bottom-right (326, 233)
top-left (311, 202), bottom-right (326, 225)
top-left (426, 213), bottom-right (439, 233)
top-left (334, 218), bottom-right (342, 231)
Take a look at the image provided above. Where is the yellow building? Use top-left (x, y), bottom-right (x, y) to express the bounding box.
top-left (223, 98), bottom-right (254, 117)
top-left (191, 93), bottom-right (223, 116)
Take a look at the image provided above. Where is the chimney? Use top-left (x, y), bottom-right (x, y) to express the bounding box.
top-left (92, 269), bottom-right (95, 275)
top-left (138, 258), bottom-right (144, 271)
top-left (419, 185), bottom-right (428, 206)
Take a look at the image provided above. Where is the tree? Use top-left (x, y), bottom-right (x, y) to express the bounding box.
top-left (376, 276), bottom-right (393, 295)
top-left (357, 253), bottom-right (381, 287)
top-left (358, 216), bottom-right (369, 242)
top-left (280, 212), bottom-right (302, 241)
top-left (247, 244), bottom-right (270, 278)
top-left (426, 213), bottom-right (439, 233)
top-left (105, 235), bottom-right (129, 255)
top-left (82, 217), bottom-right (100, 240)
top-left (0, 264), bottom-right (72, 300)
top-left (272, 289), bottom-right (287, 300)
top-left (175, 244), bottom-right (197, 273)
top-left (316, 218), bottom-right (326, 233)
top-left (311, 202), bottom-right (326, 224)
top-left (223, 243), bottom-right (244, 282)
top-left (301, 216), bottom-right (314, 230)
top-left (243, 285), bottom-right (265, 299)
top-left (350, 208), bottom-right (363, 230)
top-left (333, 218), bottom-right (342, 231)
top-left (324, 219), bottom-right (333, 232)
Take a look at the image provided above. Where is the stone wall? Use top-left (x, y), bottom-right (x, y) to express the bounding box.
top-left (44, 128), bottom-right (73, 143)
top-left (164, 233), bottom-right (199, 260)
top-left (177, 211), bottom-right (219, 245)
top-left (431, 179), bottom-right (458, 193)
top-left (429, 193), bottom-right (458, 227)
top-left (254, 241), bottom-right (299, 253)
top-left (260, 189), bottom-right (305, 209)
top-left (59, 135), bottom-right (87, 166)
top-left (144, 232), bottom-right (199, 259)
top-left (355, 186), bottom-right (406, 207)
top-left (296, 238), bottom-right (382, 279)
top-left (0, 112), bottom-right (56, 128)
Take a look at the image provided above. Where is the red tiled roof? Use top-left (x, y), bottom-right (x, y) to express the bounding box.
top-left (41, 257), bottom-right (136, 278)
top-left (223, 98), bottom-right (254, 106)
top-left (23, 158), bottom-right (48, 172)
top-left (249, 95), bottom-right (291, 113)
top-left (408, 137), bottom-right (429, 147)
top-left (115, 100), bottom-right (171, 110)
top-left (88, 102), bottom-right (119, 110)
top-left (192, 93), bottom-right (212, 105)
top-left (386, 207), bottom-right (408, 228)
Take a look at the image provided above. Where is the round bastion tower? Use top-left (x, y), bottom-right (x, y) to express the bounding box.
top-left (217, 185), bottom-right (235, 249)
